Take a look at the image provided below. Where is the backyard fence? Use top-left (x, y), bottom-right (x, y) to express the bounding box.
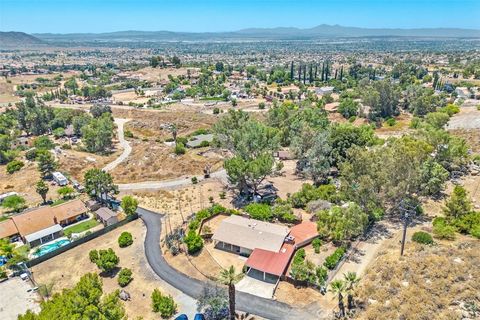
top-left (26, 213), bottom-right (139, 267)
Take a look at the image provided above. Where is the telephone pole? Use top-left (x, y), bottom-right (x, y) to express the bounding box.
top-left (399, 199), bottom-right (418, 256)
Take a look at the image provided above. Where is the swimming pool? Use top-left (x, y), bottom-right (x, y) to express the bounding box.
top-left (33, 238), bottom-right (71, 258)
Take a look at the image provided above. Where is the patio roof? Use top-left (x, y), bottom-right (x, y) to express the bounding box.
top-left (245, 243), bottom-right (295, 277)
top-left (25, 224), bottom-right (62, 243)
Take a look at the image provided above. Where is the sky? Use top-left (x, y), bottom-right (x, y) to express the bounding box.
top-left (1, 0), bottom-right (479, 34)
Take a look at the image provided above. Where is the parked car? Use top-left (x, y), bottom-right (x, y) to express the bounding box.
top-left (194, 314), bottom-right (205, 320)
top-left (175, 315), bottom-right (188, 320)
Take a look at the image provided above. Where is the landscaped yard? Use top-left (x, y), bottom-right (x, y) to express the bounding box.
top-left (63, 219), bottom-right (100, 236)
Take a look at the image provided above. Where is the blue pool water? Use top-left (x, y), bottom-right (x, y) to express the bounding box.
top-left (33, 239), bottom-right (71, 258)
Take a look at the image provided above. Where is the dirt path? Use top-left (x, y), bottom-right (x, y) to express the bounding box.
top-left (103, 118), bottom-right (132, 172)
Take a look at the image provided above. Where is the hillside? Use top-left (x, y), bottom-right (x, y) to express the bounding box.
top-left (0, 31), bottom-right (44, 48)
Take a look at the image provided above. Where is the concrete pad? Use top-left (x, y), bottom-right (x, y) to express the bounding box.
top-left (236, 274), bottom-right (277, 299)
top-left (0, 277), bottom-right (41, 319)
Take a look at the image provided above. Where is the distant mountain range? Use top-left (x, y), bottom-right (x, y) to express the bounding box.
top-left (0, 31), bottom-right (44, 47)
top-left (1, 25), bottom-right (479, 48)
top-left (33, 25), bottom-right (480, 42)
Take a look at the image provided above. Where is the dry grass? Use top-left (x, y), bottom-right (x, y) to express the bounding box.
top-left (355, 238), bottom-right (480, 320)
top-left (30, 219), bottom-right (180, 320)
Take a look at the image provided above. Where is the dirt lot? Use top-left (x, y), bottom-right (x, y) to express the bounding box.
top-left (447, 103), bottom-right (480, 130)
top-left (120, 67), bottom-right (200, 82)
top-left (30, 219), bottom-right (192, 320)
top-left (0, 161), bottom-right (62, 211)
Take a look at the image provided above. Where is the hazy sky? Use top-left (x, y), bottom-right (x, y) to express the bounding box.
top-left (1, 0), bottom-right (479, 33)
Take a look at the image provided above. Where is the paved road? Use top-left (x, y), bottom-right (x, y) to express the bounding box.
top-left (119, 169), bottom-right (228, 191)
top-left (103, 118), bottom-right (132, 172)
top-left (138, 207), bottom-right (320, 320)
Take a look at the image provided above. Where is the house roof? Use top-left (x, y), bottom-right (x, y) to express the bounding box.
top-left (0, 219), bottom-right (19, 239)
top-left (95, 207), bottom-right (118, 221)
top-left (245, 243), bottom-right (295, 277)
top-left (11, 199), bottom-right (88, 237)
top-left (289, 222), bottom-right (318, 245)
top-left (25, 224), bottom-right (62, 243)
top-left (212, 215), bottom-right (289, 252)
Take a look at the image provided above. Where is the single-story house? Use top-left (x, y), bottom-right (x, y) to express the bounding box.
top-left (212, 215), bottom-right (289, 256)
top-left (316, 86), bottom-right (334, 95)
top-left (95, 207), bottom-right (118, 226)
top-left (0, 199), bottom-right (88, 247)
top-left (85, 199), bottom-right (102, 211)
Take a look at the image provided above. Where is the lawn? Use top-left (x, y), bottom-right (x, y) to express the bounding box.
top-left (63, 219), bottom-right (100, 236)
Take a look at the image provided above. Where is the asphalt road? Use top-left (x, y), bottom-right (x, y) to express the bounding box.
top-left (138, 207), bottom-right (320, 320)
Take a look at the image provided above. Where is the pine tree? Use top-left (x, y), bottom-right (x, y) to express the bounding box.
top-left (340, 65), bottom-right (343, 80)
top-left (321, 62), bottom-right (325, 82)
top-left (290, 61), bottom-right (294, 80)
top-left (314, 64), bottom-right (318, 80)
top-left (298, 65), bottom-right (302, 82)
top-left (303, 65), bottom-right (307, 84)
top-left (309, 64), bottom-right (313, 83)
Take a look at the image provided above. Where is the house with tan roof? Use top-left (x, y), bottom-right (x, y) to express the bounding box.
top-left (0, 199), bottom-right (88, 247)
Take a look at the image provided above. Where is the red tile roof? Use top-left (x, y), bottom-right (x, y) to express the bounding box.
top-left (290, 222), bottom-right (318, 245)
top-left (245, 243), bottom-right (295, 277)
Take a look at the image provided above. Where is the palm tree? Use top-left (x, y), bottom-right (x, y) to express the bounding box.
top-left (36, 180), bottom-right (49, 204)
top-left (343, 272), bottom-right (361, 312)
top-left (219, 265), bottom-right (242, 320)
top-left (329, 279), bottom-right (346, 318)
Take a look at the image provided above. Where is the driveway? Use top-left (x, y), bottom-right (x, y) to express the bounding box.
top-left (236, 273), bottom-right (277, 299)
top-left (0, 277), bottom-right (40, 320)
top-left (103, 118), bottom-right (132, 172)
top-left (119, 169), bottom-right (227, 191)
top-left (138, 207), bottom-right (320, 320)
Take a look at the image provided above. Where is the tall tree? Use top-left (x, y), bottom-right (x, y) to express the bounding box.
top-left (84, 169), bottom-right (118, 203)
top-left (37, 152), bottom-right (57, 179)
top-left (343, 272), bottom-right (360, 312)
top-left (35, 180), bottom-right (49, 204)
top-left (290, 61), bottom-right (294, 80)
top-left (219, 266), bottom-right (242, 320)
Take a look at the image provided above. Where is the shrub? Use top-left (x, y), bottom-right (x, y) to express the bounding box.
top-left (385, 118), bottom-right (396, 127)
top-left (191, 176), bottom-right (198, 184)
top-left (6, 160), bottom-right (24, 174)
top-left (258, 102), bottom-right (266, 109)
top-left (184, 230), bottom-right (203, 254)
top-left (471, 225), bottom-right (480, 239)
top-left (289, 184), bottom-right (336, 209)
top-left (323, 247), bottom-right (346, 270)
top-left (117, 268), bottom-right (133, 287)
top-left (25, 149), bottom-right (37, 160)
top-left (151, 289), bottom-right (177, 318)
top-left (89, 249), bottom-right (99, 263)
top-left (244, 203), bottom-right (273, 221)
top-left (219, 191), bottom-right (226, 199)
top-left (213, 107), bottom-right (220, 114)
top-left (272, 199), bottom-right (297, 223)
top-left (33, 136), bottom-right (54, 150)
top-left (199, 140), bottom-right (210, 148)
top-left (94, 248), bottom-right (119, 273)
top-left (412, 231), bottom-right (433, 245)
top-left (312, 238), bottom-right (322, 254)
top-left (292, 248), bottom-right (306, 265)
top-left (174, 143), bottom-right (186, 155)
top-left (316, 266), bottom-right (328, 285)
top-left (118, 232), bottom-right (133, 248)
top-left (121, 196), bottom-right (138, 216)
top-left (432, 218), bottom-right (456, 240)
top-left (440, 103), bottom-right (460, 116)
top-left (124, 130), bottom-right (134, 138)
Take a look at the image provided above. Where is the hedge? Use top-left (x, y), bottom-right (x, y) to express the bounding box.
top-left (323, 247), bottom-right (346, 270)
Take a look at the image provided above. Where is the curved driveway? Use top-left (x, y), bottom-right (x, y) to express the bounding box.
top-left (138, 207), bottom-right (319, 320)
top-left (103, 118), bottom-right (132, 172)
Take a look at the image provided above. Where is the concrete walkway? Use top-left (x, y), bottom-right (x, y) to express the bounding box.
top-left (103, 118), bottom-right (132, 172)
top-left (138, 207), bottom-right (320, 320)
top-left (119, 169), bottom-right (227, 191)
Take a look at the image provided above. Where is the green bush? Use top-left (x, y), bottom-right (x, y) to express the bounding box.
top-left (89, 249), bottom-right (99, 263)
top-left (453, 212), bottom-right (480, 234)
top-left (199, 140), bottom-right (210, 148)
top-left (258, 102), bottom-right (266, 110)
top-left (432, 218), bottom-right (456, 240)
top-left (25, 149), bottom-right (37, 160)
top-left (174, 143), bottom-right (186, 155)
top-left (117, 268), bottom-right (133, 287)
top-left (292, 248), bottom-right (306, 265)
top-left (124, 130), bottom-right (134, 138)
top-left (33, 136), bottom-right (54, 150)
top-left (6, 160), bottom-right (24, 174)
top-left (316, 266), bottom-right (328, 285)
top-left (385, 118), bottom-right (396, 127)
top-left (471, 225), bottom-right (480, 239)
top-left (191, 176), bottom-right (198, 184)
top-left (289, 184), bottom-right (336, 209)
top-left (213, 107), bottom-right (220, 114)
top-left (323, 247), bottom-right (346, 270)
top-left (411, 231), bottom-right (433, 245)
top-left (151, 289), bottom-right (177, 318)
top-left (184, 230), bottom-right (203, 254)
top-left (118, 232), bottom-right (133, 248)
top-left (244, 203), bottom-right (273, 221)
top-left (312, 238), bottom-right (322, 254)
top-left (440, 103), bottom-right (460, 116)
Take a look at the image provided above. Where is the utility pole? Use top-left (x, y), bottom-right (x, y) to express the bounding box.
top-left (399, 199), bottom-right (418, 256)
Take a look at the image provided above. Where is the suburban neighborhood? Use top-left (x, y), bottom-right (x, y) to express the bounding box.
top-left (1, 1), bottom-right (480, 320)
